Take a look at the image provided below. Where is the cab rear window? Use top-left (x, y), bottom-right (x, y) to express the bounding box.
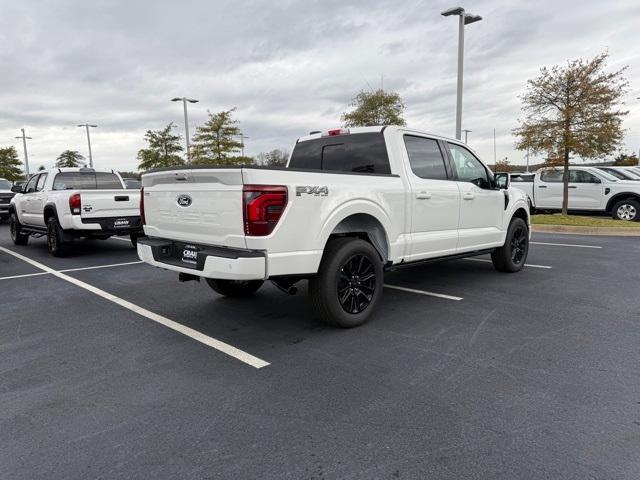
top-left (53, 172), bottom-right (123, 190)
top-left (289, 133), bottom-right (391, 174)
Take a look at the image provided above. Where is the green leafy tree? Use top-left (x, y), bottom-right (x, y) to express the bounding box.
top-left (514, 52), bottom-right (629, 214)
top-left (137, 123), bottom-right (185, 171)
top-left (341, 88), bottom-right (407, 127)
top-left (37, 165), bottom-right (46, 171)
top-left (0, 146), bottom-right (23, 180)
top-left (191, 108), bottom-right (245, 166)
top-left (613, 153), bottom-right (639, 166)
top-left (256, 149), bottom-right (289, 167)
top-left (56, 150), bottom-right (85, 168)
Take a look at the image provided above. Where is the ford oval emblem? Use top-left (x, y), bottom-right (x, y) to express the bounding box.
top-left (177, 194), bottom-right (192, 207)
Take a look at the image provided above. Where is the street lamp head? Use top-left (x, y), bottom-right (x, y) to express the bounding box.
top-left (170, 97), bottom-right (182, 102)
top-left (441, 6), bottom-right (464, 16)
top-left (186, 99), bottom-right (199, 104)
top-left (464, 13), bottom-right (483, 25)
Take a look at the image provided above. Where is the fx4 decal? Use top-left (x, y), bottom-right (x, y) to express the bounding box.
top-left (296, 186), bottom-right (329, 197)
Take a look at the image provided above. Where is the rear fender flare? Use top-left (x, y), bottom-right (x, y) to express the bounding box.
top-left (319, 200), bottom-right (393, 261)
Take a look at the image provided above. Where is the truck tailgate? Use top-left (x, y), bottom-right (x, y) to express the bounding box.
top-left (142, 169), bottom-right (246, 249)
top-left (80, 190), bottom-right (141, 218)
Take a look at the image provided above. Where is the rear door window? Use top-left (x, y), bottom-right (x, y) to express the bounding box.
top-left (403, 136), bottom-right (448, 180)
top-left (540, 170), bottom-right (563, 183)
top-left (289, 133), bottom-right (391, 174)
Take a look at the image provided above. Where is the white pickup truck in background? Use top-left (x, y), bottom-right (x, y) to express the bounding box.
top-left (513, 166), bottom-right (640, 221)
top-left (138, 126), bottom-right (530, 327)
top-left (0, 177), bottom-right (15, 221)
top-left (9, 168), bottom-right (143, 256)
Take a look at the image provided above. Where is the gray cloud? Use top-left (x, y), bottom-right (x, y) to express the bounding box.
top-left (1, 0), bottom-right (638, 172)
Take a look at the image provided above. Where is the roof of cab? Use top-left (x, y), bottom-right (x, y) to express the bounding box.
top-left (296, 125), bottom-right (463, 145)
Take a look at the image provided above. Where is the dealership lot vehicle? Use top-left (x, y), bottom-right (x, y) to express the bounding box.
top-left (0, 177), bottom-right (15, 221)
top-left (515, 166), bottom-right (640, 220)
top-left (596, 166), bottom-right (640, 181)
top-left (2, 224), bottom-right (640, 479)
top-left (138, 126), bottom-right (529, 327)
top-left (9, 167), bottom-right (143, 256)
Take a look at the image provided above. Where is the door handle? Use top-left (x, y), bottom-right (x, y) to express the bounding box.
top-left (568, 186), bottom-right (577, 189)
top-left (463, 192), bottom-right (475, 200)
top-left (538, 185), bottom-right (547, 189)
top-left (415, 192), bottom-right (432, 200)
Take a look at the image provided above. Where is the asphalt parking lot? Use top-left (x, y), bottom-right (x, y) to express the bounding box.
top-left (1, 225), bottom-right (639, 480)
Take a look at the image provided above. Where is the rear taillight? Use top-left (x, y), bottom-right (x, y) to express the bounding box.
top-left (69, 193), bottom-right (81, 215)
top-left (140, 187), bottom-right (145, 225)
top-left (243, 185), bottom-right (287, 236)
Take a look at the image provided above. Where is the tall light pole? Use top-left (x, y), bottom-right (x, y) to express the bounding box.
top-left (239, 133), bottom-right (249, 157)
top-left (171, 97), bottom-right (199, 163)
top-left (77, 123), bottom-right (97, 167)
top-left (441, 6), bottom-right (482, 140)
top-left (15, 128), bottom-right (32, 176)
top-left (462, 129), bottom-right (472, 143)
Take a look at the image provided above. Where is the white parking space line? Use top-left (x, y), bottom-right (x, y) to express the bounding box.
top-left (0, 246), bottom-right (270, 369)
top-left (0, 271), bottom-right (51, 281)
top-left (0, 261), bottom-right (144, 281)
top-left (60, 261), bottom-right (144, 273)
top-left (531, 241), bottom-right (602, 249)
top-left (384, 284), bottom-right (463, 301)
top-left (464, 258), bottom-right (553, 269)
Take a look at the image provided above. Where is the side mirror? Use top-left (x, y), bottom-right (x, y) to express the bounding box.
top-left (11, 185), bottom-right (23, 193)
top-left (494, 172), bottom-right (510, 190)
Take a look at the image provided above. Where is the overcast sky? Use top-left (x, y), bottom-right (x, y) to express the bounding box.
top-left (1, 0), bottom-right (639, 172)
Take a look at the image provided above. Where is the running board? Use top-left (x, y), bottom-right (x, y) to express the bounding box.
top-left (385, 249), bottom-right (495, 272)
top-left (21, 226), bottom-right (47, 235)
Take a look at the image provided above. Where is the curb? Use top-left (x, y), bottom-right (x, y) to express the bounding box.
top-left (532, 224), bottom-right (640, 236)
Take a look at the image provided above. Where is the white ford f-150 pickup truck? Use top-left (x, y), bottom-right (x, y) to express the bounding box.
top-left (9, 167), bottom-right (143, 256)
top-left (138, 126), bottom-right (530, 327)
top-left (513, 166), bottom-right (640, 221)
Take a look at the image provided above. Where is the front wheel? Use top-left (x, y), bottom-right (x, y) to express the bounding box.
top-left (491, 217), bottom-right (529, 273)
top-left (10, 212), bottom-right (29, 245)
top-left (612, 199), bottom-right (639, 221)
top-left (309, 237), bottom-right (383, 328)
top-left (47, 216), bottom-right (70, 257)
top-left (205, 279), bottom-right (264, 297)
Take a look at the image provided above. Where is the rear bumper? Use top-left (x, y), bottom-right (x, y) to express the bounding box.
top-left (63, 215), bottom-right (144, 234)
top-left (137, 237), bottom-right (266, 280)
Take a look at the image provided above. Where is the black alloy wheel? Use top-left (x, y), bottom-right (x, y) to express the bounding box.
top-left (337, 254), bottom-right (377, 314)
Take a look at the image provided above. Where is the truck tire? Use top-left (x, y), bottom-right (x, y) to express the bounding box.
top-left (47, 216), bottom-right (70, 257)
top-left (612, 199), bottom-right (639, 221)
top-left (9, 212), bottom-right (29, 245)
top-left (205, 279), bottom-right (264, 297)
top-left (309, 237), bottom-right (383, 328)
top-left (491, 217), bottom-right (529, 273)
